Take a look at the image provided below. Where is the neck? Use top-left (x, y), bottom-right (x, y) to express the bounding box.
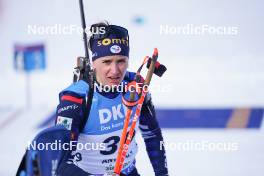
top-left (94, 80), bottom-right (121, 99)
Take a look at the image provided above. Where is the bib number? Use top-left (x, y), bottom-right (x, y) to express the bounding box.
top-left (100, 132), bottom-right (135, 155)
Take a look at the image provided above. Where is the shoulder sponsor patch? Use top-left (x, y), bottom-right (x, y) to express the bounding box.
top-left (56, 116), bottom-right (73, 130)
top-left (57, 104), bottom-right (79, 114)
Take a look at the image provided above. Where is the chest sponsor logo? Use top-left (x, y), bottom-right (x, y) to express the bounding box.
top-left (99, 104), bottom-right (127, 124)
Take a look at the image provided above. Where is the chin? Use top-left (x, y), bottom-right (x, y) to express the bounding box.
top-left (108, 80), bottom-right (122, 86)
top-left (109, 82), bottom-right (120, 86)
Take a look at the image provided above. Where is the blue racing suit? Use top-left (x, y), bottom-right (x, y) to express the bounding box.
top-left (55, 71), bottom-right (168, 176)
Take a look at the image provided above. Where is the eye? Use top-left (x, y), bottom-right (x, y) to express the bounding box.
top-left (102, 60), bottom-right (111, 64)
top-left (117, 59), bottom-right (126, 64)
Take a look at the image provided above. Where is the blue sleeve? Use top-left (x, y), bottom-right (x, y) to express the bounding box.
top-left (55, 80), bottom-right (89, 140)
top-left (139, 94), bottom-right (169, 176)
top-left (55, 81), bottom-right (92, 175)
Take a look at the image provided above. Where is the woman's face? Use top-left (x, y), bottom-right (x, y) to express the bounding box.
top-left (93, 55), bottom-right (129, 86)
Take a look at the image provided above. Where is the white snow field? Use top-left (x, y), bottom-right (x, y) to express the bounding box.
top-left (1, 0), bottom-right (264, 175)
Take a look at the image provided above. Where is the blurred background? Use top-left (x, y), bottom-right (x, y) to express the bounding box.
top-left (0, 0), bottom-right (264, 175)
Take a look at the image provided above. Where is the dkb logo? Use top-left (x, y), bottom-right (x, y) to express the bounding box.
top-left (99, 104), bottom-right (127, 124)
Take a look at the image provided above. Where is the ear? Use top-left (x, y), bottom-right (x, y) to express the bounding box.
top-left (92, 60), bottom-right (98, 69)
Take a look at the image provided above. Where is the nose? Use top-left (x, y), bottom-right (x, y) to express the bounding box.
top-left (110, 63), bottom-right (119, 75)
